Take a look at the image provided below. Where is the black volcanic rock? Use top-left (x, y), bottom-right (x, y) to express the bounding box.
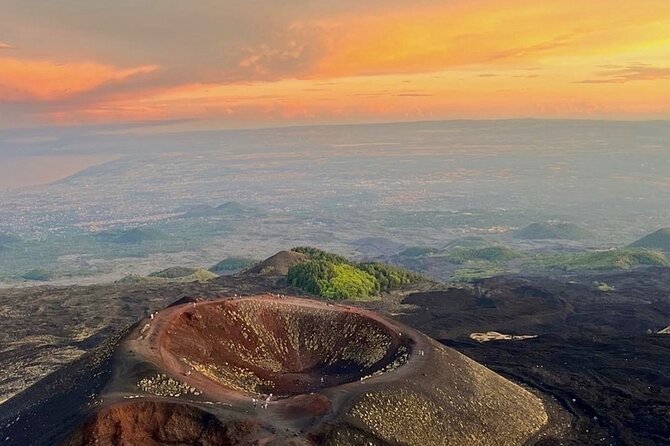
top-left (395, 268), bottom-right (670, 445)
top-left (7, 265), bottom-right (670, 444)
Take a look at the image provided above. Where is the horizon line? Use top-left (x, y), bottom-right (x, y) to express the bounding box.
top-left (3, 116), bottom-right (670, 138)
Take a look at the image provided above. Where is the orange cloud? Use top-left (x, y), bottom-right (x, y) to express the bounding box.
top-left (0, 42), bottom-right (12, 50)
top-left (45, 63), bottom-right (670, 126)
top-left (4, 0), bottom-right (670, 126)
top-left (577, 64), bottom-right (670, 84)
top-left (0, 58), bottom-right (157, 101)
top-left (311, 0), bottom-right (670, 78)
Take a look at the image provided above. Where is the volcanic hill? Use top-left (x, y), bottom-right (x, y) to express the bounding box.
top-left (1, 295), bottom-right (549, 446)
top-left (630, 227), bottom-right (670, 250)
top-left (245, 250), bottom-right (309, 276)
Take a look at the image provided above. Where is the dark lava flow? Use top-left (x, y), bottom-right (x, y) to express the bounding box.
top-left (392, 269), bottom-right (670, 446)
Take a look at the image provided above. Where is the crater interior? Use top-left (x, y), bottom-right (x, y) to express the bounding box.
top-left (162, 298), bottom-right (411, 396)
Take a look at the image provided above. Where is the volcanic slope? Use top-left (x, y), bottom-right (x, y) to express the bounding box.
top-left (244, 250), bottom-right (308, 276)
top-left (630, 228), bottom-right (670, 250)
top-left (389, 269), bottom-right (670, 446)
top-left (1, 295), bottom-right (549, 446)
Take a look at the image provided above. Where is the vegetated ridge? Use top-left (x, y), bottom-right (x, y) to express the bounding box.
top-left (287, 246), bottom-right (425, 300)
top-left (531, 247), bottom-right (669, 272)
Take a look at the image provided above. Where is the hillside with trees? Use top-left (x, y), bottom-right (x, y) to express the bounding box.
top-left (287, 247), bottom-right (424, 300)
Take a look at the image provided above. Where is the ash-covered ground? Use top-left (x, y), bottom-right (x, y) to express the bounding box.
top-left (372, 268), bottom-right (670, 446)
top-left (1, 266), bottom-right (669, 445)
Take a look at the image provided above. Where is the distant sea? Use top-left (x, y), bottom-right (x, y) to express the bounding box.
top-left (0, 154), bottom-right (117, 190)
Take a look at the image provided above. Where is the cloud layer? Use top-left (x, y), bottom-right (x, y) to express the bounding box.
top-left (1, 0), bottom-right (669, 127)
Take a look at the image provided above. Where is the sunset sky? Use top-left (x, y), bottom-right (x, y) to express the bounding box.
top-left (2, 0), bottom-right (670, 129)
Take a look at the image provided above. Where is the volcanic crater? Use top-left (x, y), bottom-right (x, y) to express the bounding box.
top-left (3, 294), bottom-right (553, 445)
top-left (162, 298), bottom-right (412, 396)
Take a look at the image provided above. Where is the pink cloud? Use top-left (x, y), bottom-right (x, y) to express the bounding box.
top-left (0, 58), bottom-right (158, 101)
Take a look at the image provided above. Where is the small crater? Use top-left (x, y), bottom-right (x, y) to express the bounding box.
top-left (162, 299), bottom-right (412, 396)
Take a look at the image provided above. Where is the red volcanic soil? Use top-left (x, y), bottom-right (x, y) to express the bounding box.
top-left (63, 401), bottom-right (258, 446)
top-left (161, 297), bottom-right (411, 396)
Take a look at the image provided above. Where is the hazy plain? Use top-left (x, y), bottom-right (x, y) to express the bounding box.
top-left (1, 119), bottom-right (669, 285)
